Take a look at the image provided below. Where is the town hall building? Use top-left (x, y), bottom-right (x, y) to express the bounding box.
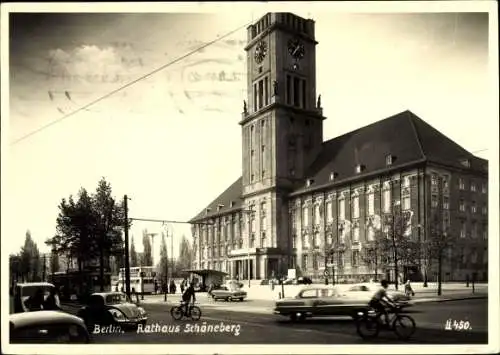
top-left (189, 12), bottom-right (488, 283)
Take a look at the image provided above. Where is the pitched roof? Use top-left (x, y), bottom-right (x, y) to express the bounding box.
top-left (189, 177), bottom-right (243, 223)
top-left (295, 110), bottom-right (487, 194)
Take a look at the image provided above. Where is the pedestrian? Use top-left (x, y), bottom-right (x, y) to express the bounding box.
top-left (169, 279), bottom-right (177, 294)
top-left (404, 280), bottom-right (414, 297)
top-left (43, 288), bottom-right (61, 310)
top-left (180, 279), bottom-right (186, 293)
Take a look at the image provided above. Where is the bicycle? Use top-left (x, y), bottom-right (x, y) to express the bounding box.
top-left (355, 304), bottom-right (416, 340)
top-left (170, 301), bottom-right (202, 321)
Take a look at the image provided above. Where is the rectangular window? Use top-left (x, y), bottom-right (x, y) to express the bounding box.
top-left (431, 195), bottom-right (438, 208)
top-left (264, 76), bottom-right (269, 106)
top-left (443, 177), bottom-right (449, 189)
top-left (471, 182), bottom-right (476, 192)
top-left (471, 202), bottom-right (477, 214)
top-left (383, 190), bottom-right (391, 213)
top-left (368, 193), bottom-right (375, 216)
top-left (460, 221), bottom-right (466, 238)
top-left (253, 83), bottom-right (257, 112)
top-left (339, 199), bottom-right (345, 220)
top-left (292, 234), bottom-right (296, 248)
top-left (482, 204), bottom-right (487, 215)
top-left (302, 254), bottom-right (308, 270)
top-left (314, 232), bottom-right (320, 248)
top-left (367, 227), bottom-right (374, 241)
top-left (286, 75), bottom-right (291, 105)
top-left (471, 222), bottom-right (477, 238)
top-left (459, 200), bottom-right (465, 212)
top-left (431, 174), bottom-right (438, 185)
top-left (293, 77), bottom-right (300, 106)
top-left (352, 196), bottom-right (359, 218)
top-left (303, 206), bottom-right (309, 226)
top-left (338, 252), bottom-right (344, 267)
top-left (301, 79), bottom-right (306, 108)
top-left (482, 184), bottom-right (487, 193)
top-left (353, 227), bottom-right (359, 243)
top-left (402, 176), bottom-right (410, 187)
top-left (258, 79), bottom-right (264, 109)
top-left (443, 196), bottom-right (449, 210)
top-left (352, 250), bottom-right (359, 267)
top-left (326, 201), bottom-right (333, 222)
top-left (459, 178), bottom-right (465, 190)
top-left (314, 204), bottom-right (320, 225)
top-left (403, 196), bottom-right (411, 210)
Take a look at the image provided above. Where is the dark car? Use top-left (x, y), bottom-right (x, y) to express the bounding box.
top-left (12, 282), bottom-right (60, 314)
top-left (274, 286), bottom-right (370, 321)
top-left (10, 311), bottom-right (91, 344)
top-left (297, 277), bottom-right (313, 285)
top-left (76, 292), bottom-right (147, 331)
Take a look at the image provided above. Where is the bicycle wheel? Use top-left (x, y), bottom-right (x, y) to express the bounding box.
top-left (189, 306), bottom-right (202, 321)
top-left (356, 316), bottom-right (380, 339)
top-left (393, 315), bottom-right (416, 340)
top-left (170, 306), bottom-right (184, 321)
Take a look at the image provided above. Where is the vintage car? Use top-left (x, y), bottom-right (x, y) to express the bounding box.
top-left (274, 285), bottom-right (371, 321)
top-left (10, 310), bottom-right (91, 343)
top-left (12, 282), bottom-right (60, 313)
top-left (210, 285), bottom-right (247, 302)
top-left (76, 292), bottom-right (147, 330)
top-left (340, 282), bottom-right (412, 307)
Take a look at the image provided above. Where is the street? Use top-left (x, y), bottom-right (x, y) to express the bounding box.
top-left (64, 298), bottom-right (487, 344)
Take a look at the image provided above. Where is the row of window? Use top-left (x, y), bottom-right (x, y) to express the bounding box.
top-left (431, 195), bottom-right (487, 214)
top-left (431, 174), bottom-right (487, 193)
top-left (253, 76), bottom-right (270, 112)
top-left (459, 221), bottom-right (487, 239)
top-left (292, 191), bottom-right (410, 228)
top-left (197, 231), bottom-right (270, 258)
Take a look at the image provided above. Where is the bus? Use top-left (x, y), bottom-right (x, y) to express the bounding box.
top-left (113, 266), bottom-right (158, 294)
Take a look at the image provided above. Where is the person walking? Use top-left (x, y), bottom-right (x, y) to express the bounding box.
top-left (404, 280), bottom-right (414, 297)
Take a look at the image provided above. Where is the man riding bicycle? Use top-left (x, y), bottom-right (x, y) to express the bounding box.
top-left (369, 279), bottom-right (398, 326)
top-left (181, 281), bottom-right (196, 316)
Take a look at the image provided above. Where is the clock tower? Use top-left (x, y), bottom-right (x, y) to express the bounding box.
top-left (239, 12), bottom-right (325, 278)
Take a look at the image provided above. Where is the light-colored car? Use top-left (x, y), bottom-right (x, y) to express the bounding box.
top-left (340, 282), bottom-right (412, 306)
top-left (274, 285), bottom-right (370, 321)
top-left (77, 292), bottom-right (147, 330)
top-left (210, 285), bottom-right (247, 302)
top-left (12, 282), bottom-right (61, 313)
top-left (10, 310), bottom-right (91, 343)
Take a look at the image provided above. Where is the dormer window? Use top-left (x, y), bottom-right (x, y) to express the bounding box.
top-left (386, 154), bottom-right (394, 166)
top-left (217, 204), bottom-right (224, 212)
top-left (460, 159), bottom-right (470, 168)
top-left (355, 164), bottom-right (365, 174)
top-left (306, 179), bottom-right (314, 187)
top-left (230, 201), bottom-right (235, 208)
top-left (205, 208), bottom-right (211, 215)
top-left (329, 172), bottom-right (337, 182)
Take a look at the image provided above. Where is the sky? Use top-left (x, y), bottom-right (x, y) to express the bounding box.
top-left (1, 2), bottom-right (498, 267)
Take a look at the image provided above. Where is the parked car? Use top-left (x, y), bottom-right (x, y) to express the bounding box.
top-left (12, 282), bottom-right (60, 314)
top-left (341, 282), bottom-right (412, 307)
top-left (210, 285), bottom-right (247, 302)
top-left (10, 310), bottom-right (91, 343)
top-left (76, 292), bottom-right (147, 331)
top-left (274, 285), bottom-right (370, 321)
top-left (297, 277), bottom-right (313, 285)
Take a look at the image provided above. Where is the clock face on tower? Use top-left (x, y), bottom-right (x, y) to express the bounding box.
top-left (254, 40), bottom-right (267, 64)
top-left (287, 38), bottom-right (305, 61)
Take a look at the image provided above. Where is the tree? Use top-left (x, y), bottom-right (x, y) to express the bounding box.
top-left (158, 232), bottom-right (169, 288)
top-left (141, 229), bottom-right (153, 266)
top-left (361, 228), bottom-right (390, 282)
top-left (130, 236), bottom-right (138, 267)
top-left (381, 202), bottom-right (416, 290)
top-left (10, 254), bottom-right (21, 288)
top-left (20, 231), bottom-right (41, 282)
top-left (50, 249), bottom-right (60, 274)
top-left (92, 177), bottom-right (126, 291)
top-left (175, 235), bottom-right (193, 276)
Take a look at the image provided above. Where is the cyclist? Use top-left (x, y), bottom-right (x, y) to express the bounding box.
top-left (369, 279), bottom-right (398, 327)
top-left (181, 281), bottom-right (196, 316)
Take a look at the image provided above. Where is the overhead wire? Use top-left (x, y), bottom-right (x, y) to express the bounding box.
top-left (10, 18), bottom-right (253, 146)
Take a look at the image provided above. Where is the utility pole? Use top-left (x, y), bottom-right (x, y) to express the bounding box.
top-left (42, 254), bottom-right (47, 282)
top-left (124, 195), bottom-right (131, 299)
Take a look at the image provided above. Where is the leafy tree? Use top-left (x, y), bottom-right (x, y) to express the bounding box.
top-left (20, 231), bottom-right (41, 282)
top-left (158, 232), bottom-right (169, 286)
top-left (141, 229), bottom-right (153, 266)
top-left (10, 254), bottom-right (21, 287)
top-left (361, 228), bottom-right (389, 282)
top-left (130, 236), bottom-right (138, 267)
top-left (50, 249), bottom-right (60, 274)
top-left (175, 235), bottom-right (193, 276)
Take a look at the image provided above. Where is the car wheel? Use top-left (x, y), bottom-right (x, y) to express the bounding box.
top-left (239, 298), bottom-right (244, 302)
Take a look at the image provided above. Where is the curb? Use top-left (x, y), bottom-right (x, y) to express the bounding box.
top-left (413, 295), bottom-right (487, 304)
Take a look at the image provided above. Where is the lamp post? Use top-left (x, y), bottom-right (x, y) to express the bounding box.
top-left (147, 233), bottom-right (157, 267)
top-left (241, 208), bottom-right (254, 288)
